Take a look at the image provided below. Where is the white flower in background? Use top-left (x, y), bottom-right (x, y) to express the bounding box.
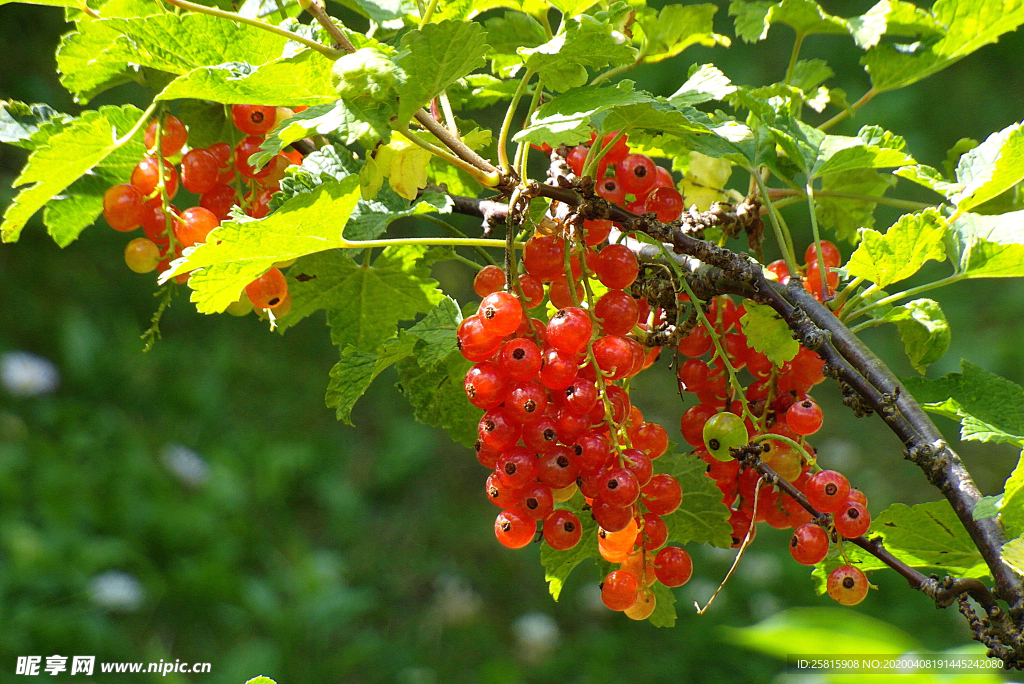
top-left (1, 351), bottom-right (59, 397)
top-left (160, 443), bottom-right (210, 487)
top-left (89, 571), bottom-right (144, 611)
top-left (512, 611), bottom-right (560, 663)
top-left (430, 573), bottom-right (482, 627)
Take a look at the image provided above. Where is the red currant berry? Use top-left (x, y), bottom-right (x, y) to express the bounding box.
top-left (547, 277), bottom-right (583, 310)
top-left (180, 148), bottom-right (220, 195)
top-left (478, 408), bottom-right (522, 451)
top-left (523, 235), bottom-right (567, 281)
top-left (562, 378), bottom-right (599, 416)
top-left (537, 446), bottom-right (579, 488)
top-left (478, 291), bottom-right (523, 336)
top-left (539, 346), bottom-right (578, 390)
top-left (805, 470), bottom-right (851, 513)
top-left (485, 472), bottom-right (522, 507)
top-left (231, 104), bottom-right (279, 136)
top-left (652, 165), bottom-right (674, 191)
top-left (103, 184), bottom-right (149, 232)
top-left (835, 501), bottom-right (871, 538)
top-left (505, 381), bottom-right (548, 423)
top-left (595, 131), bottom-right (630, 165)
top-left (566, 145), bottom-right (588, 176)
top-left (124, 237), bottom-right (160, 274)
top-left (596, 176), bottom-right (626, 205)
top-left (653, 546), bottom-right (693, 587)
top-left (518, 273), bottom-right (544, 308)
top-left (766, 259), bottom-right (790, 284)
top-left (641, 474), bottom-right (683, 515)
top-left (582, 218), bottom-right (613, 246)
top-left (677, 324), bottom-right (713, 357)
top-left (601, 570), bottom-right (639, 611)
top-left (472, 264), bottom-right (506, 297)
top-left (594, 290), bottom-right (639, 336)
top-left (245, 267), bottom-right (288, 309)
top-left (245, 188), bottom-right (274, 219)
top-left (827, 565), bottom-right (869, 605)
top-left (629, 422), bottom-right (668, 459)
top-left (573, 432), bottom-right (612, 473)
top-left (523, 417), bottom-right (560, 455)
top-left (464, 361), bottom-right (509, 409)
top-left (174, 206), bottom-right (219, 248)
top-left (498, 338), bottom-right (541, 381)
top-left (592, 335), bottom-right (634, 380)
top-left (622, 448), bottom-right (653, 487)
top-left (595, 244), bottom-right (639, 289)
top-left (144, 115), bottom-right (187, 157)
top-left (457, 315), bottom-right (502, 362)
top-left (787, 396), bottom-right (823, 435)
top-left (131, 156), bottom-right (178, 201)
top-left (644, 186), bottom-right (683, 222)
top-left (199, 184), bottom-right (238, 222)
top-left (846, 487), bottom-right (868, 507)
top-left (234, 136), bottom-right (269, 179)
top-left (805, 260), bottom-right (839, 299)
top-left (637, 512), bottom-right (668, 549)
top-left (547, 307), bottom-right (593, 354)
top-left (495, 507), bottom-right (536, 548)
top-left (789, 522), bottom-right (830, 565)
top-left (599, 468), bottom-right (640, 507)
top-left (791, 347), bottom-right (826, 387)
top-left (805, 240), bottom-right (841, 269)
top-left (615, 153), bottom-right (657, 198)
top-left (680, 403), bottom-right (718, 447)
top-left (496, 446), bottom-right (539, 489)
top-left (519, 482), bottom-right (555, 520)
top-left (543, 510), bottom-right (582, 550)
top-left (141, 205), bottom-right (171, 247)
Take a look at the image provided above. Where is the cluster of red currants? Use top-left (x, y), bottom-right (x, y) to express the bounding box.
top-left (460, 227), bottom-right (693, 620)
top-left (673, 240), bottom-right (872, 604)
top-left (100, 105), bottom-right (304, 313)
top-left (563, 131), bottom-right (685, 223)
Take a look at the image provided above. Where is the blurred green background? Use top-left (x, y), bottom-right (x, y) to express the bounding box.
top-left (1, 1), bottom-right (1023, 682)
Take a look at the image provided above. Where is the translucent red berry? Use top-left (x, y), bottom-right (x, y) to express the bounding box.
top-left (835, 501), bottom-right (871, 538)
top-left (245, 267), bottom-right (288, 309)
top-left (806, 470), bottom-right (851, 513)
top-left (595, 244), bottom-right (639, 289)
top-left (787, 396), bottom-right (823, 435)
top-left (543, 510), bottom-right (582, 550)
top-left (641, 474), bottom-right (683, 515)
top-left (495, 507), bottom-right (536, 548)
top-left (827, 565), bottom-right (869, 605)
top-left (103, 184), bottom-right (149, 232)
top-left (601, 570), bottom-right (639, 611)
top-left (654, 546), bottom-right (693, 587)
top-left (789, 522), bottom-right (830, 565)
top-left (473, 264), bottom-right (506, 297)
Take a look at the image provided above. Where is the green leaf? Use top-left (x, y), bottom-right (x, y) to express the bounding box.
top-left (1, 104), bottom-right (146, 244)
top-left (1001, 455), bottom-right (1024, 538)
top-left (903, 360), bottom-right (1024, 447)
top-left (253, 102), bottom-right (387, 168)
top-left (246, 677), bottom-right (277, 684)
top-left (815, 168), bottom-right (896, 243)
top-left (647, 582), bottom-right (677, 628)
top-left (547, 0), bottom-right (596, 18)
top-left (513, 81), bottom-right (651, 146)
top-left (667, 64), bottom-right (737, 108)
top-left (813, 125), bottom-right (915, 177)
top-left (326, 345), bottom-right (390, 425)
top-left (788, 58), bottom-right (833, 93)
top-left (396, 354), bottom-right (481, 447)
top-left (1004, 536), bottom-right (1024, 577)
top-left (729, 0), bottom-right (848, 43)
top-left (175, 99), bottom-right (235, 150)
top-left (894, 163), bottom-right (962, 199)
top-left (725, 607), bottom-right (920, 657)
top-left (635, 4), bottom-right (729, 64)
top-left (848, 0), bottom-right (945, 50)
top-left (952, 120), bottom-right (1024, 212)
top-left (878, 298), bottom-right (951, 373)
top-left (540, 492), bottom-right (600, 600)
top-left (395, 20), bottom-right (489, 123)
top-left (947, 210), bottom-right (1024, 278)
top-left (405, 296), bottom-right (463, 368)
top-left (846, 208), bottom-right (946, 288)
top-left (0, 101), bottom-right (71, 148)
top-left (158, 50), bottom-right (338, 107)
top-left (519, 12), bottom-right (638, 92)
top-left (813, 500), bottom-right (989, 592)
top-left (58, 13), bottom-right (290, 102)
top-left (739, 301), bottom-right (799, 367)
top-left (484, 11), bottom-right (548, 77)
top-left (163, 178), bottom-right (363, 314)
top-left (656, 451), bottom-right (733, 547)
top-left (862, 0), bottom-right (1024, 93)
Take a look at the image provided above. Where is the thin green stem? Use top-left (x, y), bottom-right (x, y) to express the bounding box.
top-left (536, 9), bottom-right (553, 39)
top-left (450, 252), bottom-right (485, 271)
top-left (805, 182), bottom-right (830, 300)
top-left (305, 0), bottom-right (356, 53)
top-left (438, 91), bottom-right (459, 136)
top-left (513, 76), bottom-right (544, 180)
top-left (751, 170), bottom-right (799, 276)
top-left (582, 129), bottom-right (628, 179)
top-left (783, 33), bottom-right (805, 85)
top-left (417, 214), bottom-right (497, 266)
top-left (497, 70), bottom-right (534, 173)
top-left (828, 276), bottom-right (863, 312)
top-left (848, 273), bottom-right (964, 321)
top-left (818, 87), bottom-right (877, 132)
top-left (399, 126), bottom-right (499, 186)
top-left (589, 52), bottom-right (645, 87)
top-left (419, 0), bottom-right (439, 25)
top-left (162, 0), bottom-right (340, 57)
top-left (116, 100), bottom-right (160, 146)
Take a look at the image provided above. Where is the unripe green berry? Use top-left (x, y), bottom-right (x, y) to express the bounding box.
top-left (702, 412), bottom-right (747, 461)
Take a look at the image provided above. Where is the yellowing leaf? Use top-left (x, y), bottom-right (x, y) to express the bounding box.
top-left (376, 133), bottom-right (432, 200)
